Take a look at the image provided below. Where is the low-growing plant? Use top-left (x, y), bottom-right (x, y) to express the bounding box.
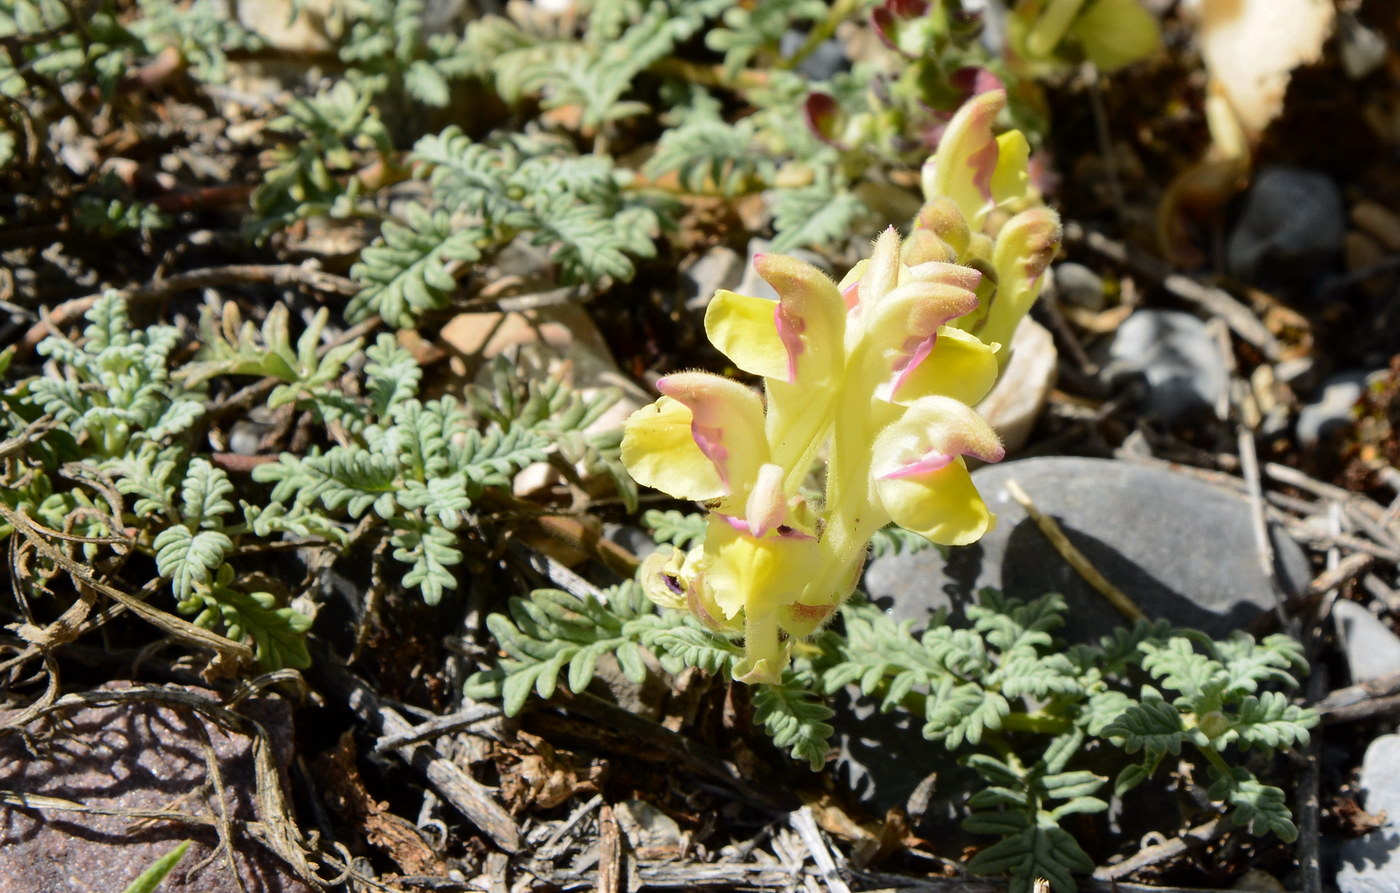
top-left (466, 79), bottom-right (1314, 892)
top-left (2, 291), bottom-right (633, 666)
top-left (471, 577), bottom-right (1318, 893)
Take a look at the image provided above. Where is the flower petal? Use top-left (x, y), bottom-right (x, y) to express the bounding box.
top-left (620, 396), bottom-right (726, 500)
top-left (871, 395), bottom-right (1003, 545)
top-left (991, 130), bottom-right (1032, 208)
top-left (888, 325), bottom-right (1000, 406)
top-left (857, 276), bottom-right (981, 400)
top-left (920, 90), bottom-right (1007, 230)
top-left (876, 457), bottom-right (996, 546)
top-left (655, 372), bottom-right (769, 498)
top-left (752, 253), bottom-right (846, 385)
top-left (981, 207), bottom-right (1061, 355)
top-left (705, 289), bottom-right (789, 380)
top-left (703, 514), bottom-right (822, 620)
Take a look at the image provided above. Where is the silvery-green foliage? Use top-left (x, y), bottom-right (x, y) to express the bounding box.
top-left (254, 335), bottom-right (551, 604)
top-left (347, 203), bottom-right (484, 327)
top-left (130, 0), bottom-right (261, 84)
top-left (337, 0), bottom-right (474, 107)
top-left (29, 291), bottom-right (204, 458)
top-left (465, 579), bottom-right (833, 768)
top-left (463, 0), bottom-right (729, 127)
top-left (467, 355), bottom-right (638, 512)
top-left (249, 81), bottom-right (392, 239)
top-left (180, 303), bottom-right (364, 419)
top-left (820, 593), bottom-right (1317, 890)
top-left (705, 0), bottom-right (827, 77)
top-left (12, 294), bottom-right (313, 669)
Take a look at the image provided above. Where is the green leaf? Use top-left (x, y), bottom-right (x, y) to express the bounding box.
top-left (1140, 637), bottom-right (1229, 711)
top-left (1230, 691), bottom-right (1316, 752)
top-left (179, 458), bottom-right (234, 528)
top-left (1208, 766), bottom-right (1299, 841)
top-left (1040, 770), bottom-right (1106, 801)
top-left (347, 203), bottom-right (483, 327)
top-left (405, 58), bottom-right (451, 105)
top-left (644, 117), bottom-right (772, 196)
top-left (964, 822), bottom-right (1094, 893)
top-left (1101, 696), bottom-right (1185, 758)
top-left (643, 509), bottom-right (707, 549)
top-left (392, 523), bottom-right (462, 605)
top-left (752, 675), bottom-right (834, 770)
top-left (769, 182), bottom-right (867, 254)
top-left (200, 582), bottom-right (311, 670)
top-left (121, 840), bottom-right (189, 893)
top-left (868, 524), bottom-right (938, 559)
top-left (922, 678), bottom-right (1008, 748)
top-left (1114, 762), bottom-right (1151, 797)
top-left (153, 525), bottom-right (232, 599)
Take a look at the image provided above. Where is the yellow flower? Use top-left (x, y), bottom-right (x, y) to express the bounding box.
top-left (621, 91), bottom-right (1060, 683)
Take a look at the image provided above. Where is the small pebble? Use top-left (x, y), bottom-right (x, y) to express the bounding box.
top-left (1051, 262), bottom-right (1106, 311)
top-left (1336, 735), bottom-right (1400, 892)
top-left (1103, 309), bottom-right (1228, 424)
top-left (680, 246), bottom-right (744, 311)
top-left (1227, 167), bottom-right (1345, 288)
top-left (1339, 12), bottom-right (1389, 80)
top-left (1333, 599), bottom-right (1400, 684)
top-left (1296, 371), bottom-right (1367, 448)
top-left (779, 29), bottom-right (849, 80)
top-left (865, 456), bottom-right (1311, 642)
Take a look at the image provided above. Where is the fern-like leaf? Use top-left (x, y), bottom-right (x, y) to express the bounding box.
top-left (752, 675), bottom-right (834, 770)
top-left (347, 204), bottom-right (483, 327)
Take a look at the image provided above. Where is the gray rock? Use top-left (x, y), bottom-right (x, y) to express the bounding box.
top-left (865, 457), bottom-right (1311, 642)
top-left (976, 317), bottom-right (1057, 454)
top-left (0, 682), bottom-right (308, 893)
top-left (1227, 167), bottom-right (1345, 286)
top-left (1336, 734), bottom-right (1400, 892)
top-left (779, 29), bottom-right (849, 80)
top-left (1103, 309), bottom-right (1228, 424)
top-left (738, 239), bottom-right (831, 302)
top-left (1334, 599), bottom-right (1400, 683)
top-left (613, 799), bottom-right (684, 850)
top-left (681, 246), bottom-right (744, 311)
top-left (1052, 262), bottom-right (1106, 311)
top-left (1297, 371), bottom-right (1367, 448)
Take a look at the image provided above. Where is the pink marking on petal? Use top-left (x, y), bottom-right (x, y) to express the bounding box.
top-left (774, 301), bottom-right (806, 384)
top-left (879, 451), bottom-right (955, 480)
top-left (716, 513), bottom-right (817, 541)
top-left (969, 136), bottom-right (998, 202)
top-left (690, 423), bottom-right (731, 490)
top-left (888, 332), bottom-right (938, 400)
top-left (719, 513), bottom-right (752, 534)
top-left (842, 281), bottom-right (860, 311)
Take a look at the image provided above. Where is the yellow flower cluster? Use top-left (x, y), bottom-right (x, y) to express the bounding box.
top-left (621, 90), bottom-right (1060, 683)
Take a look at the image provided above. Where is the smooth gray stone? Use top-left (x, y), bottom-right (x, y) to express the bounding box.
top-left (1227, 166), bottom-right (1345, 286)
top-left (1334, 599), bottom-right (1400, 684)
top-left (1336, 735), bottom-right (1400, 892)
top-left (681, 246), bottom-right (744, 311)
top-left (1103, 309), bottom-right (1228, 424)
top-left (1052, 262), bottom-right (1106, 311)
top-left (865, 457), bottom-right (1311, 642)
